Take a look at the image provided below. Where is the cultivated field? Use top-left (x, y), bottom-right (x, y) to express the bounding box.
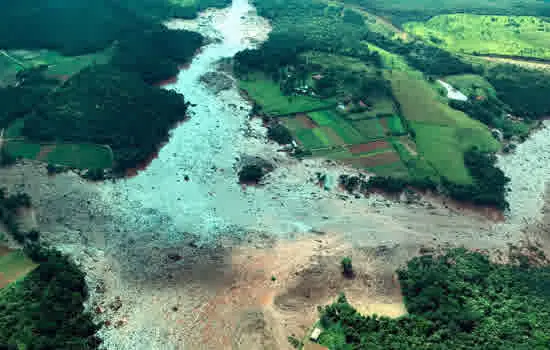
top-left (0, 249), bottom-right (37, 289)
top-left (405, 14), bottom-right (550, 60)
top-left (390, 72), bottom-right (499, 183)
top-left (282, 108), bottom-right (417, 175)
top-left (239, 74), bottom-right (336, 115)
top-left (0, 48), bottom-right (111, 85)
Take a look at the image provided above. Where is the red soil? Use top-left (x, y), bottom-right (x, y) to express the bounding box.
top-left (36, 145), bottom-right (56, 161)
top-left (349, 140), bottom-right (390, 154)
top-left (154, 76), bottom-right (179, 87)
top-left (348, 151), bottom-right (400, 168)
top-left (295, 114), bottom-right (318, 129)
top-left (378, 118), bottom-right (390, 131)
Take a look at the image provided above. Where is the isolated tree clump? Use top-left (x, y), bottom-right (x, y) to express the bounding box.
top-left (341, 256), bottom-right (353, 277)
top-left (267, 124), bottom-right (293, 144)
top-left (238, 164), bottom-right (265, 184)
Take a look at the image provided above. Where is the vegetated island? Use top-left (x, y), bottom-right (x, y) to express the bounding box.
top-left (234, 0), bottom-right (550, 211)
top-left (0, 0), bottom-right (231, 176)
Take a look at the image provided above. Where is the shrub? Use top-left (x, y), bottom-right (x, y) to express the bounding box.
top-left (238, 165), bottom-right (264, 184)
top-left (267, 124), bottom-right (293, 144)
top-left (341, 256), bottom-right (353, 277)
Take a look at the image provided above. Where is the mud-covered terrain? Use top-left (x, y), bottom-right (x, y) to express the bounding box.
top-left (1, 1), bottom-right (550, 349)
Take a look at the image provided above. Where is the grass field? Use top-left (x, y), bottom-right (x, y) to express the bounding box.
top-left (443, 74), bottom-right (496, 98)
top-left (0, 249), bottom-right (37, 289)
top-left (405, 14), bottom-right (550, 60)
top-left (390, 72), bottom-right (499, 183)
top-left (0, 48), bottom-right (112, 84)
top-left (5, 140), bottom-right (113, 169)
top-left (351, 118), bottom-right (386, 140)
top-left (390, 73), bottom-right (493, 129)
top-left (239, 74), bottom-right (336, 115)
top-left (309, 110), bottom-right (365, 144)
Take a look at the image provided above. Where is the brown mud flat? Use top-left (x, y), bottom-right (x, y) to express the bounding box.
top-left (179, 234), bottom-right (407, 350)
top-left (349, 140), bottom-right (391, 154)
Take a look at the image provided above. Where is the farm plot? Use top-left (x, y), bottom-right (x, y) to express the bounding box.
top-left (410, 122), bottom-right (498, 184)
top-left (309, 110), bottom-right (365, 144)
top-left (351, 119), bottom-right (386, 140)
top-left (344, 149), bottom-right (401, 168)
top-left (379, 115), bottom-right (406, 134)
top-left (0, 250), bottom-right (37, 289)
top-left (5, 140), bottom-right (113, 169)
top-left (239, 74), bottom-right (336, 115)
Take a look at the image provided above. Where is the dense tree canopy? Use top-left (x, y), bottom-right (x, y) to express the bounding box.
top-left (319, 248), bottom-right (550, 349)
top-left (22, 65), bottom-right (190, 171)
top-left (0, 247), bottom-right (100, 349)
top-left (486, 64), bottom-right (550, 120)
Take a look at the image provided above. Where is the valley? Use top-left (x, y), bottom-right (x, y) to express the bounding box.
top-left (0, 0), bottom-right (550, 349)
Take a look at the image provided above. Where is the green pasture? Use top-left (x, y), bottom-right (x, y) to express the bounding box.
top-left (239, 74), bottom-right (336, 115)
top-left (301, 51), bottom-right (378, 74)
top-left (410, 121), bottom-right (499, 184)
top-left (4, 140), bottom-right (113, 169)
top-left (390, 72), bottom-right (495, 130)
top-left (0, 48), bottom-right (112, 80)
top-left (367, 161), bottom-right (409, 178)
top-left (405, 14), bottom-right (550, 60)
top-left (351, 118), bottom-right (385, 140)
top-left (44, 143), bottom-right (113, 169)
top-left (0, 250), bottom-right (38, 289)
top-left (443, 74), bottom-right (496, 98)
top-left (309, 110), bottom-right (365, 144)
top-left (385, 115), bottom-right (406, 134)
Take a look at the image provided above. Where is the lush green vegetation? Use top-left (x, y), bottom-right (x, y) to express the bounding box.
top-left (390, 73), bottom-right (499, 183)
top-left (485, 64), bottom-right (550, 120)
top-left (0, 250), bottom-right (38, 289)
top-left (318, 248), bottom-right (550, 349)
top-left (344, 0), bottom-right (550, 25)
top-left (405, 14), bottom-right (550, 60)
top-left (22, 65), bottom-right (190, 171)
top-left (0, 189), bottom-right (32, 241)
top-left (366, 147), bottom-right (510, 209)
top-left (239, 74), bottom-right (336, 115)
top-left (0, 247), bottom-right (100, 349)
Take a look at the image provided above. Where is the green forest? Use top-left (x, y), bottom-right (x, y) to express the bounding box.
top-left (22, 65), bottom-right (191, 172)
top-left (0, 247), bottom-right (100, 349)
top-left (317, 248), bottom-right (550, 349)
top-left (0, 0), bottom-right (209, 173)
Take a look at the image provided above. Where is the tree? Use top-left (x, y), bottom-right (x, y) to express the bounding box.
top-left (341, 256), bottom-right (353, 277)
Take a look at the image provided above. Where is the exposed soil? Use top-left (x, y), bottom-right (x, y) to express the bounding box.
top-left (295, 114), bottom-right (318, 129)
top-left (0, 2), bottom-right (549, 350)
top-left (35, 145), bottom-right (55, 161)
top-left (347, 150), bottom-right (400, 167)
top-left (378, 118), bottom-right (390, 132)
top-left (349, 140), bottom-right (390, 154)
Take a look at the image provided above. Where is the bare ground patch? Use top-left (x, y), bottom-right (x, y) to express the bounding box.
top-left (295, 114), bottom-right (318, 129)
top-left (349, 140), bottom-right (391, 154)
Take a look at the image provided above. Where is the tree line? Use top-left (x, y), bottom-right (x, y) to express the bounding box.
top-left (0, 190), bottom-right (100, 349)
top-left (317, 248), bottom-right (550, 349)
top-left (22, 65), bottom-right (191, 172)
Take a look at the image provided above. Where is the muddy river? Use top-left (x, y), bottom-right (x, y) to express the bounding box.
top-left (1, 0), bottom-right (550, 348)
